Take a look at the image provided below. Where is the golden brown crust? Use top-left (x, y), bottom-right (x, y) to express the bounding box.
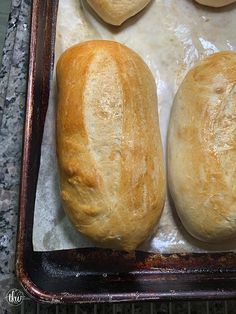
top-left (57, 40), bottom-right (165, 251)
top-left (168, 51), bottom-right (236, 243)
top-left (87, 0), bottom-right (151, 26)
top-left (195, 0), bottom-right (236, 7)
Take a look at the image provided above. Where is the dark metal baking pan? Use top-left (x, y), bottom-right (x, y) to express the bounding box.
top-left (16, 0), bottom-right (236, 304)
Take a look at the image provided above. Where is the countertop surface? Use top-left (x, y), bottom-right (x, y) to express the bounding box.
top-left (0, 0), bottom-right (11, 65)
top-left (0, 0), bottom-right (236, 313)
top-left (0, 0), bottom-right (30, 306)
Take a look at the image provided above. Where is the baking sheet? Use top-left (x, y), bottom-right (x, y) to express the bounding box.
top-left (33, 0), bottom-right (236, 252)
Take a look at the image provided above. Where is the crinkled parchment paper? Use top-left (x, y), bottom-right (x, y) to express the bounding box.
top-left (33, 0), bottom-right (236, 252)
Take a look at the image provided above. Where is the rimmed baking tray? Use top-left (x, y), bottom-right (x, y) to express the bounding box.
top-left (16, 0), bottom-right (236, 304)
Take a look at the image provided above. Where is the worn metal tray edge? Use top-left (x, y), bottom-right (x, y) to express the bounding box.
top-left (15, 0), bottom-right (236, 304)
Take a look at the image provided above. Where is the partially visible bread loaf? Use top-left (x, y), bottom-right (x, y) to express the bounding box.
top-left (195, 0), bottom-right (236, 7)
top-left (87, 0), bottom-right (151, 25)
top-left (168, 51), bottom-right (236, 243)
top-left (57, 40), bottom-right (166, 251)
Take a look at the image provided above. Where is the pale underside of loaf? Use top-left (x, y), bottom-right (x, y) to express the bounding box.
top-left (57, 41), bottom-right (165, 251)
top-left (87, 0), bottom-right (151, 25)
top-left (168, 52), bottom-right (236, 242)
top-left (195, 0), bottom-right (236, 7)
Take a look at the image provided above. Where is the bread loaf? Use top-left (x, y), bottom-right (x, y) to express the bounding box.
top-left (56, 40), bottom-right (165, 251)
top-left (168, 51), bottom-right (236, 243)
top-left (195, 0), bottom-right (236, 7)
top-left (87, 0), bottom-right (151, 25)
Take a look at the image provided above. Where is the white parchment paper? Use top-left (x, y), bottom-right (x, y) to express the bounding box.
top-left (33, 0), bottom-right (236, 252)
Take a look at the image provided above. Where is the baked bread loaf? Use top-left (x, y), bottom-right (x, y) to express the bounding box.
top-left (195, 0), bottom-right (236, 7)
top-left (168, 51), bottom-right (236, 243)
top-left (87, 0), bottom-right (151, 26)
top-left (56, 40), bottom-right (165, 251)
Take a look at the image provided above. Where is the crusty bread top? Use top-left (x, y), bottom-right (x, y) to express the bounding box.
top-left (87, 0), bottom-right (151, 25)
top-left (56, 40), bottom-right (165, 251)
top-left (168, 51), bottom-right (236, 242)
